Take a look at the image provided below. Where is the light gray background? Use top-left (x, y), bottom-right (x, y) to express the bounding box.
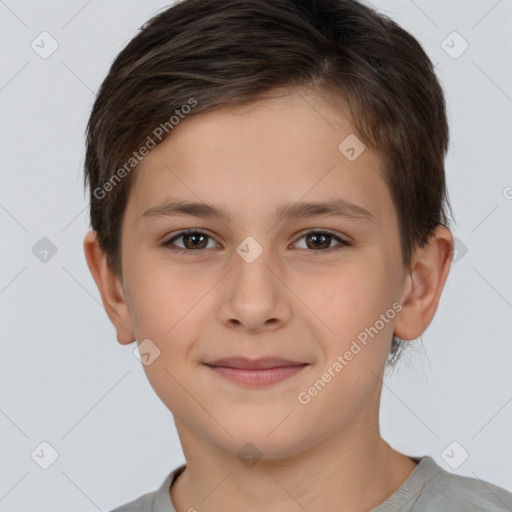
top-left (1, 0), bottom-right (511, 511)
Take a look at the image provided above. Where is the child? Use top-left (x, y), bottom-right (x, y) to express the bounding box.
top-left (82, 0), bottom-right (512, 510)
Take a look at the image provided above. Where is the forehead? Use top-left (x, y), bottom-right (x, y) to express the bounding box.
top-left (124, 89), bottom-right (393, 226)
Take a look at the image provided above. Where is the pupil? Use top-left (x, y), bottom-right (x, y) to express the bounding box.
top-left (307, 233), bottom-right (330, 250)
top-left (185, 233), bottom-right (207, 249)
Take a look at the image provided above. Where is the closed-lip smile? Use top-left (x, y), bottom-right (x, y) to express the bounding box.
top-left (204, 357), bottom-right (308, 386)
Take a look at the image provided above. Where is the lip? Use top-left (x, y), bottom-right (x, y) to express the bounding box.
top-left (205, 357), bottom-right (306, 369)
top-left (204, 357), bottom-right (308, 386)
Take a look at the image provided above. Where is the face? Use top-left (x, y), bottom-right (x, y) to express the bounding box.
top-left (117, 88), bottom-right (409, 459)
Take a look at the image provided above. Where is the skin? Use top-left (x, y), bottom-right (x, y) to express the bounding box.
top-left (84, 87), bottom-right (453, 512)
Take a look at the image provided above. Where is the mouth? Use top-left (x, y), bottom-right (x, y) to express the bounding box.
top-left (203, 357), bottom-right (309, 386)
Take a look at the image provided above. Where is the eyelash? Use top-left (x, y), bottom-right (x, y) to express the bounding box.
top-left (162, 229), bottom-right (353, 255)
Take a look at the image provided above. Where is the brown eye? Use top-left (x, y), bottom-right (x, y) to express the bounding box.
top-left (164, 230), bottom-right (218, 251)
top-left (163, 229), bottom-right (351, 255)
top-left (293, 230), bottom-right (351, 251)
top-left (181, 232), bottom-right (209, 249)
top-left (305, 232), bottom-right (332, 250)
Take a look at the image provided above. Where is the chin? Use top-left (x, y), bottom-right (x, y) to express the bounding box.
top-left (216, 416), bottom-right (315, 462)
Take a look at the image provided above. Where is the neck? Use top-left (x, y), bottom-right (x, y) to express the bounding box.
top-left (170, 404), bottom-right (418, 512)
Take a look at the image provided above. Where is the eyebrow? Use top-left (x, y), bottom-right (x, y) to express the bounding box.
top-left (140, 198), bottom-right (374, 223)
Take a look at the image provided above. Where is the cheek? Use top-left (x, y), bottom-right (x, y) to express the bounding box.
top-left (128, 266), bottom-right (204, 411)
top-left (299, 257), bottom-right (393, 341)
top-left (317, 267), bottom-right (399, 386)
top-left (127, 258), bottom-right (207, 340)
top-left (296, 270), bottom-right (395, 423)
top-left (139, 356), bottom-right (196, 426)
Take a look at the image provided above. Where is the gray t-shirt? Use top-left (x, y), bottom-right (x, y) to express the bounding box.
top-left (110, 455), bottom-right (512, 512)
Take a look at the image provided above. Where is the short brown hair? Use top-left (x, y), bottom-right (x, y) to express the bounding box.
top-left (83, 0), bottom-right (452, 364)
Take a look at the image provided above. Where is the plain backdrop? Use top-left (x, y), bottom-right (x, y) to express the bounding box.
top-left (1, 1), bottom-right (511, 510)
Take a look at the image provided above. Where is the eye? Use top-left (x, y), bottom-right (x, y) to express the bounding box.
top-left (163, 229), bottom-right (219, 253)
top-left (292, 230), bottom-right (352, 252)
top-left (163, 229), bottom-right (352, 254)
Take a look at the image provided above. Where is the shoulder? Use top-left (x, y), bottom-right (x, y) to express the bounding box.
top-left (396, 456), bottom-right (512, 512)
top-left (109, 491), bottom-right (155, 512)
top-left (418, 462), bottom-right (512, 511)
top-left (108, 464), bottom-right (186, 512)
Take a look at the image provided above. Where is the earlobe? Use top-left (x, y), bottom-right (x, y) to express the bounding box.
top-left (394, 226), bottom-right (454, 341)
top-left (83, 230), bottom-right (136, 345)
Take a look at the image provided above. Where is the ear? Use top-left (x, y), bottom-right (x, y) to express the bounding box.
top-left (394, 225), bottom-right (454, 341)
top-left (83, 230), bottom-right (136, 345)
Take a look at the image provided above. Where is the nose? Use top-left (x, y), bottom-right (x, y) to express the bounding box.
top-left (216, 246), bottom-right (292, 333)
